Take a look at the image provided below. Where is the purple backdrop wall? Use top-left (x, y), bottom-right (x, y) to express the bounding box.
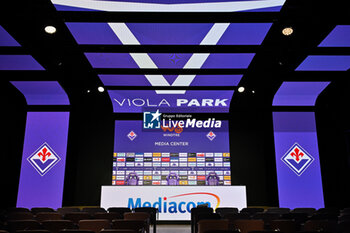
top-left (273, 112), bottom-right (324, 208)
top-left (17, 112), bottom-right (70, 209)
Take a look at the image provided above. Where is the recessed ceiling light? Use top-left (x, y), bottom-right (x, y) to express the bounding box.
top-left (282, 27), bottom-right (293, 36)
top-left (44, 25), bottom-right (56, 34)
top-left (238, 86), bottom-right (245, 93)
top-left (98, 86), bottom-right (105, 93)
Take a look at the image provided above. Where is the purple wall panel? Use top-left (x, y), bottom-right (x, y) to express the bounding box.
top-left (273, 112), bottom-right (324, 208)
top-left (17, 112), bottom-right (70, 209)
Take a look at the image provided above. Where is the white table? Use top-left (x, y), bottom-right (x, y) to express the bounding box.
top-left (101, 185), bottom-right (246, 220)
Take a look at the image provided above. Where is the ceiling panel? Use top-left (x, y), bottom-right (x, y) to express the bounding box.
top-left (66, 22), bottom-right (272, 45)
top-left (99, 74), bottom-right (242, 86)
top-left (0, 55), bottom-right (44, 70)
top-left (273, 82), bottom-right (330, 106)
top-left (85, 53), bottom-right (255, 69)
top-left (10, 81), bottom-right (70, 105)
top-left (52, 0), bottom-right (286, 12)
top-left (0, 26), bottom-right (20, 46)
top-left (318, 25), bottom-right (350, 47)
top-left (296, 55), bottom-right (350, 71)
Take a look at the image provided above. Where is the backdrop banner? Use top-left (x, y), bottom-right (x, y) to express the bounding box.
top-left (273, 112), bottom-right (324, 209)
top-left (16, 112), bottom-right (70, 209)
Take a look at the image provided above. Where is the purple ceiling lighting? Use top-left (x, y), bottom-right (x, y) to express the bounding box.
top-left (0, 26), bottom-right (20, 46)
top-left (10, 81), bottom-right (70, 105)
top-left (51, 0), bottom-right (286, 12)
top-left (99, 74), bottom-right (243, 86)
top-left (85, 53), bottom-right (255, 69)
top-left (0, 55), bottom-right (44, 70)
top-left (272, 82), bottom-right (330, 106)
top-left (66, 23), bottom-right (272, 45)
top-left (295, 55), bottom-right (350, 71)
top-left (0, 27), bottom-right (44, 70)
top-left (318, 25), bottom-right (350, 47)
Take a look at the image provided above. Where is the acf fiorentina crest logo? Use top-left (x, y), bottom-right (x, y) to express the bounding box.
top-left (207, 131), bottom-right (216, 141)
top-left (127, 131), bottom-right (137, 141)
top-left (27, 142), bottom-right (61, 176)
top-left (281, 143), bottom-right (314, 176)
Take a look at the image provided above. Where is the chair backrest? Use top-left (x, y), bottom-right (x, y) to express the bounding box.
top-left (316, 208), bottom-right (340, 215)
top-left (341, 208), bottom-right (350, 214)
top-left (59, 230), bottom-right (95, 233)
top-left (338, 220), bottom-right (350, 233)
top-left (7, 220), bottom-right (42, 232)
top-left (197, 219), bottom-right (229, 233)
top-left (101, 230), bottom-right (137, 233)
top-left (339, 214), bottom-right (350, 222)
top-left (195, 213), bottom-right (221, 233)
top-left (240, 208), bottom-right (264, 215)
top-left (232, 219), bottom-right (264, 233)
top-left (7, 212), bottom-right (34, 221)
top-left (291, 208), bottom-right (316, 215)
top-left (111, 220), bottom-right (145, 232)
top-left (82, 208), bottom-right (106, 214)
top-left (93, 213), bottom-right (122, 221)
top-left (266, 208), bottom-right (290, 214)
top-left (41, 220), bottom-right (77, 233)
top-left (64, 212), bottom-right (91, 224)
top-left (36, 212), bottom-right (63, 222)
top-left (281, 212), bottom-right (309, 223)
top-left (31, 208), bottom-right (55, 215)
top-left (79, 219), bottom-right (111, 233)
top-left (222, 213), bottom-right (250, 221)
top-left (204, 231), bottom-right (239, 233)
top-left (252, 212), bottom-right (281, 223)
top-left (190, 207), bottom-right (214, 233)
top-left (134, 207), bottom-right (157, 224)
top-left (310, 213), bottom-right (338, 221)
top-left (269, 219), bottom-right (297, 233)
top-left (196, 213), bottom-right (221, 222)
top-left (57, 208), bottom-right (81, 215)
top-left (123, 213), bottom-right (150, 233)
top-left (123, 212), bottom-right (150, 222)
top-left (303, 220), bottom-right (337, 232)
top-left (107, 208), bottom-right (131, 215)
top-left (215, 208), bottom-right (239, 217)
top-left (16, 230), bottom-right (51, 233)
top-left (6, 208), bottom-right (30, 213)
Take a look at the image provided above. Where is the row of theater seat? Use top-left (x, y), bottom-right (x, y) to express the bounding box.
top-left (2, 206), bottom-right (350, 233)
top-left (191, 207), bottom-right (350, 233)
top-left (0, 207), bottom-right (157, 233)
